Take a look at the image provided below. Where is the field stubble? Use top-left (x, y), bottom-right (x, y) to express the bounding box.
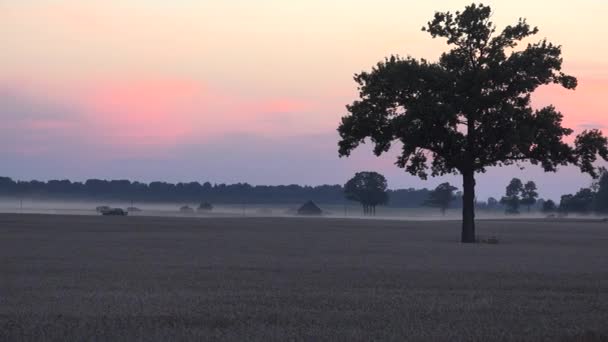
top-left (1, 214), bottom-right (607, 341)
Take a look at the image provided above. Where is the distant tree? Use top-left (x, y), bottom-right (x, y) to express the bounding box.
top-left (487, 197), bottom-right (499, 210)
top-left (344, 171), bottom-right (389, 216)
top-left (542, 200), bottom-right (557, 213)
top-left (198, 202), bottom-right (213, 211)
top-left (501, 178), bottom-right (523, 214)
top-left (593, 169), bottom-right (608, 213)
top-left (520, 181), bottom-right (539, 212)
top-left (560, 188), bottom-right (595, 214)
top-left (336, 3), bottom-right (608, 242)
top-left (424, 182), bottom-right (458, 215)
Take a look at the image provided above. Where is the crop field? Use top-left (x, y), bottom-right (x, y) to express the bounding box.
top-left (1, 214), bottom-right (608, 341)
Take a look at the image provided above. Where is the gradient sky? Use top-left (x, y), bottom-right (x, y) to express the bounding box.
top-left (1, 0), bottom-right (607, 201)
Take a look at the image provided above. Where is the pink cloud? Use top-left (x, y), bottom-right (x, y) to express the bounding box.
top-left (533, 77), bottom-right (608, 134)
top-left (5, 75), bottom-right (604, 161)
top-left (22, 119), bottom-right (76, 131)
top-left (1, 78), bottom-right (331, 158)
top-left (81, 79), bottom-right (203, 147)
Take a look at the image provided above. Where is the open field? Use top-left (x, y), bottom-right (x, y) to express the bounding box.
top-left (1, 214), bottom-right (608, 341)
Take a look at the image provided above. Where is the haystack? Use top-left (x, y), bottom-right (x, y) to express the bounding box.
top-left (297, 200), bottom-right (322, 216)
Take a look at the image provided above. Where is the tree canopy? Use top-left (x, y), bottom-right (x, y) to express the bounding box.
top-left (542, 199), bottom-right (557, 213)
top-left (593, 169), bottom-right (608, 213)
top-left (500, 178), bottom-right (523, 214)
top-left (344, 171), bottom-right (389, 215)
top-left (559, 188), bottom-right (595, 214)
top-left (520, 181), bottom-right (539, 212)
top-left (424, 182), bottom-right (458, 215)
top-left (337, 3), bottom-right (608, 242)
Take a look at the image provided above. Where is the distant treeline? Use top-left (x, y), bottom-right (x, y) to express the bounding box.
top-left (0, 177), bottom-right (432, 207)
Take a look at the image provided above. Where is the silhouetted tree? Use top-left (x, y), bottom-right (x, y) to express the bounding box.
top-left (424, 182), bottom-right (458, 215)
top-left (521, 181), bottom-right (539, 212)
top-left (337, 3), bottom-right (608, 242)
top-left (501, 178), bottom-right (523, 214)
top-left (542, 199), bottom-right (557, 213)
top-left (560, 188), bottom-right (595, 214)
top-left (344, 172), bottom-right (389, 215)
top-left (198, 202), bottom-right (213, 211)
top-left (593, 169), bottom-right (608, 213)
top-left (486, 197), bottom-right (499, 210)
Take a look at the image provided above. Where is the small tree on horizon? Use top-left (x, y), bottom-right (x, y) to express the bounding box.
top-left (521, 181), bottom-right (539, 212)
top-left (344, 171), bottom-right (389, 216)
top-left (198, 202), bottom-right (213, 211)
top-left (424, 182), bottom-right (458, 215)
top-left (486, 197), bottom-right (499, 210)
top-left (542, 199), bottom-right (557, 213)
top-left (337, 3), bottom-right (608, 243)
top-left (501, 178), bottom-right (523, 214)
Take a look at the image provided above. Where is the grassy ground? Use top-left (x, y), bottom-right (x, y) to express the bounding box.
top-left (1, 214), bottom-right (607, 341)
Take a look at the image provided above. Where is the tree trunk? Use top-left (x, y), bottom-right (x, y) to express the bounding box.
top-left (461, 171), bottom-right (476, 243)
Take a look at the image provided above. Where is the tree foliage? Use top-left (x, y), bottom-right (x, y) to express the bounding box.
top-left (500, 178), bottom-right (523, 214)
top-left (344, 171), bottom-right (389, 215)
top-left (520, 181), bottom-right (539, 211)
top-left (559, 188), bottom-right (595, 214)
top-left (337, 3), bottom-right (608, 242)
top-left (0, 176), bottom-right (429, 207)
top-left (486, 197), bottom-right (499, 210)
top-left (424, 182), bottom-right (458, 215)
top-left (542, 199), bottom-right (557, 213)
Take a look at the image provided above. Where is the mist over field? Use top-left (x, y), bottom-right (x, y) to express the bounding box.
top-left (1, 197), bottom-right (605, 222)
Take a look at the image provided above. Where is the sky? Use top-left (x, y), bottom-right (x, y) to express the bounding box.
top-left (1, 0), bottom-right (607, 201)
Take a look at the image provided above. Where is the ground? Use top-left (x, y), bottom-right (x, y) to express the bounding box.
top-left (1, 214), bottom-right (607, 341)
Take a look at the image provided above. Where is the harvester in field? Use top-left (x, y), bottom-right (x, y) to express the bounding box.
top-left (101, 208), bottom-right (128, 216)
top-left (96, 205), bottom-right (111, 213)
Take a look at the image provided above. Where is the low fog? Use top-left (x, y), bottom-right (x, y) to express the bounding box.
top-left (0, 197), bottom-right (598, 221)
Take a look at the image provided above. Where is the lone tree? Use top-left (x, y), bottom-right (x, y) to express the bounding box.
top-left (344, 171), bottom-right (389, 216)
top-left (337, 3), bottom-right (608, 242)
top-left (500, 178), bottom-right (523, 214)
top-left (425, 182), bottom-right (458, 215)
top-left (521, 181), bottom-right (539, 212)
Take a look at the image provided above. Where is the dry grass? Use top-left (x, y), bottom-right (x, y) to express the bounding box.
top-left (1, 214), bottom-right (607, 341)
